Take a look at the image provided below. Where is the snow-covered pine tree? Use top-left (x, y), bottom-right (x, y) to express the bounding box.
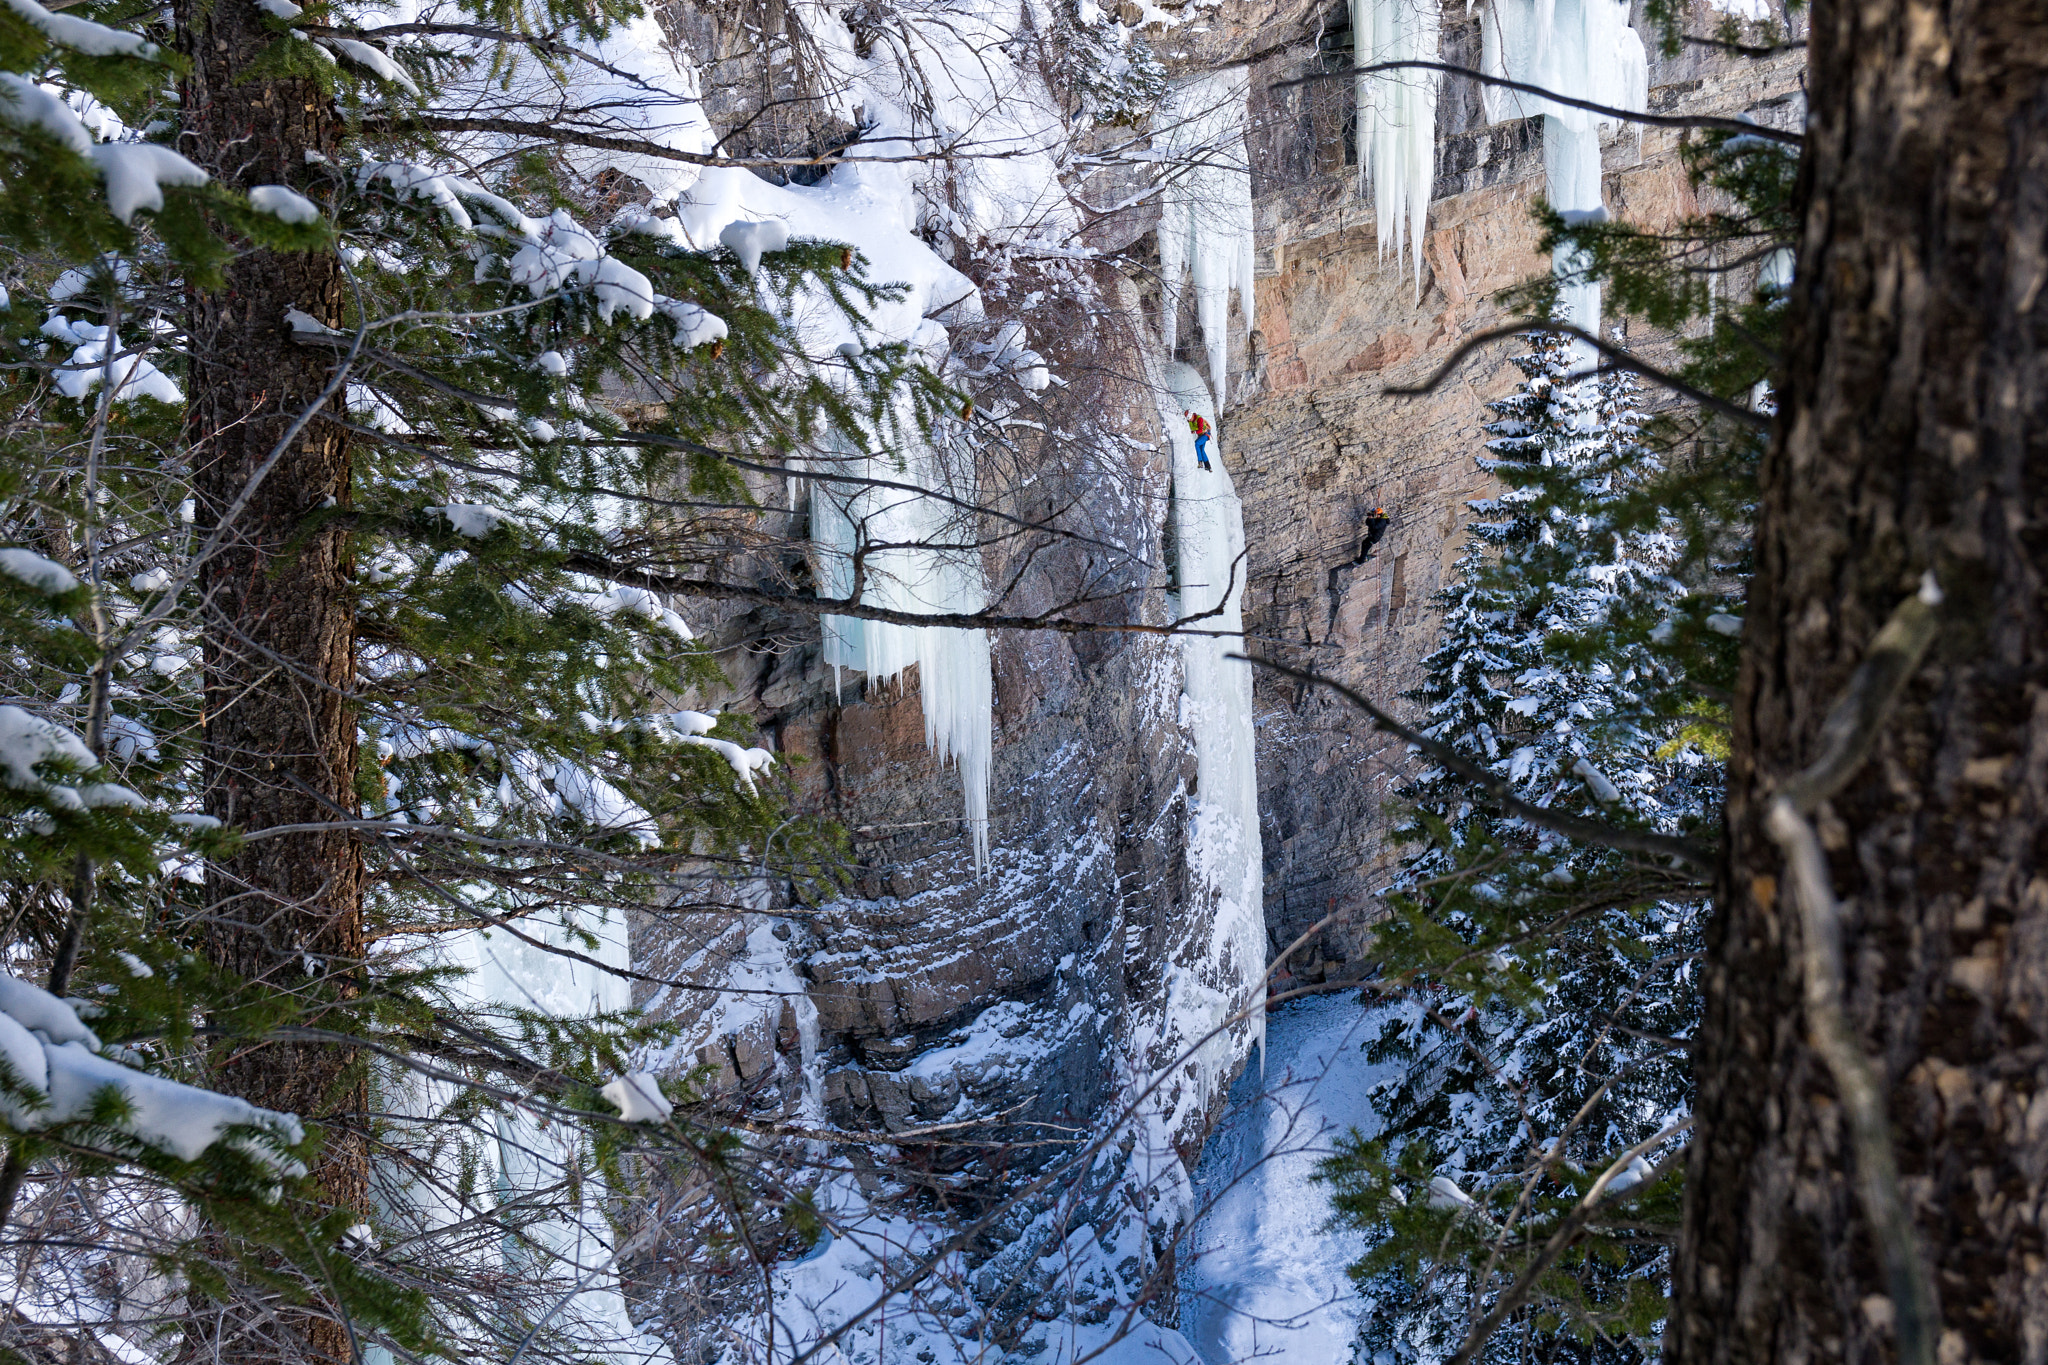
top-left (1320, 335), bottom-right (1733, 1362)
top-left (0, 0), bottom-right (967, 1357)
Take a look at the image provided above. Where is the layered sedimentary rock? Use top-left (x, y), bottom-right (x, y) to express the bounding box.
top-left (1214, 11), bottom-right (1803, 981)
top-left (624, 0), bottom-right (1802, 1351)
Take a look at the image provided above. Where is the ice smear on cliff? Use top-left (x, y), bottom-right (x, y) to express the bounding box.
top-left (1155, 70), bottom-right (1256, 410)
top-left (1481, 0), bottom-right (1647, 358)
top-left (1352, 0), bottom-right (1442, 288)
top-left (1151, 360), bottom-right (1265, 1101)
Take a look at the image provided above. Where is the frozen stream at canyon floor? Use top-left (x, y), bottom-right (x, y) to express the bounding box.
top-left (1181, 994), bottom-right (1401, 1365)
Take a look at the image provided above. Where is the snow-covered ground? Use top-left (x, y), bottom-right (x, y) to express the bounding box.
top-left (1180, 995), bottom-right (1399, 1365)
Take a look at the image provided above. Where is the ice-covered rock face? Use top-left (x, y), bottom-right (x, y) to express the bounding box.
top-left (604, 0), bottom-right (1797, 1353)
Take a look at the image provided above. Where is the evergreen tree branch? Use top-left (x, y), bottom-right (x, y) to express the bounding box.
top-left (1236, 657), bottom-right (1717, 872)
top-left (1384, 321), bottom-right (1773, 432)
top-left (1269, 62), bottom-right (1803, 146)
top-left (1445, 1119), bottom-right (1693, 1365)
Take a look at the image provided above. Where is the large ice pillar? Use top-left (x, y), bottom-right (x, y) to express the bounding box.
top-left (1351, 0), bottom-right (1444, 288)
top-left (1482, 0), bottom-right (1648, 357)
top-left (369, 913), bottom-right (672, 1365)
top-left (1159, 360), bottom-right (1266, 1074)
top-left (812, 433), bottom-right (994, 871)
top-left (1155, 70), bottom-right (1257, 409)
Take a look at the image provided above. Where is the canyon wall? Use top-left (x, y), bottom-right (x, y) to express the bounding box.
top-left (624, 0), bottom-right (1802, 1353)
top-left (1192, 3), bottom-right (1802, 982)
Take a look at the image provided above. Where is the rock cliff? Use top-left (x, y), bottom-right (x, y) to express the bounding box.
top-left (625, 0), bottom-right (1803, 1352)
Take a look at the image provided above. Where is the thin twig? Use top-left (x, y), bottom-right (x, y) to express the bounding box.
top-left (1237, 657), bottom-right (1715, 872)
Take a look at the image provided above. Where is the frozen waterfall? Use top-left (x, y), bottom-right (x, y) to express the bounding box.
top-left (1181, 995), bottom-right (1401, 1365)
top-left (1160, 359), bottom-right (1267, 1079)
top-left (812, 432), bottom-right (994, 871)
top-left (368, 914), bottom-right (671, 1365)
top-left (1156, 70), bottom-right (1257, 409)
top-left (1481, 0), bottom-right (1648, 355)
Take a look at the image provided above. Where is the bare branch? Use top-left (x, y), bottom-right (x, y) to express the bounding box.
top-left (1680, 33), bottom-right (1807, 57)
top-left (1385, 320), bottom-right (1774, 433)
top-left (1271, 60), bottom-right (1803, 146)
top-left (366, 115), bottom-right (1034, 170)
top-left (1236, 656), bottom-right (1717, 872)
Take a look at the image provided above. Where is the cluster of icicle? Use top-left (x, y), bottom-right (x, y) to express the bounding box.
top-left (811, 428), bottom-right (993, 871)
top-left (1351, 0), bottom-right (1442, 289)
top-left (1482, 0), bottom-right (1647, 346)
top-left (1340, 0), bottom-right (1646, 332)
top-left (1155, 68), bottom-right (1258, 409)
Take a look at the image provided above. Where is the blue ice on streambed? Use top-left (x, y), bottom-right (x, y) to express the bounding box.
top-left (1180, 994), bottom-right (1400, 1365)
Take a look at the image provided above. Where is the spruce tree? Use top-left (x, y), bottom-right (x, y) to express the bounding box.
top-left (1320, 337), bottom-right (1729, 1362)
top-left (0, 0), bottom-right (943, 1355)
top-left (1299, 84), bottom-right (1804, 1357)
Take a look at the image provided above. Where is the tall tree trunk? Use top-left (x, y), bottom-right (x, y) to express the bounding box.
top-left (1668, 2), bottom-right (2048, 1363)
top-left (178, 4), bottom-right (364, 1361)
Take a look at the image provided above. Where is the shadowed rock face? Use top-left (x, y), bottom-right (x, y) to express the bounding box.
top-left (627, 0), bottom-right (1801, 1346)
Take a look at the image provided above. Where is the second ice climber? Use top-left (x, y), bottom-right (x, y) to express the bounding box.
top-left (1188, 411), bottom-right (1212, 470)
top-left (1357, 507), bottom-right (1390, 561)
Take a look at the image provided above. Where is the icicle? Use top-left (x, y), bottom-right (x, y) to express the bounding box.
top-left (1154, 70), bottom-right (1257, 409)
top-left (1481, 0), bottom-right (1647, 361)
top-left (1351, 0), bottom-right (1443, 291)
top-left (813, 434), bottom-right (993, 871)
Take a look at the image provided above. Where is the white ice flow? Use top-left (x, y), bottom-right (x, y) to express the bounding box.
top-left (1481, 0), bottom-right (1648, 356)
top-left (1155, 70), bottom-right (1257, 410)
top-left (369, 912), bottom-right (669, 1365)
top-left (1181, 995), bottom-right (1401, 1365)
top-left (1352, 0), bottom-right (1443, 288)
top-left (1158, 359), bottom-right (1266, 1080)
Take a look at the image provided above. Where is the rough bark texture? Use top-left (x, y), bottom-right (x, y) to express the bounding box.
top-left (177, 4), bottom-right (364, 1360)
top-left (1670, 2), bottom-right (2048, 1362)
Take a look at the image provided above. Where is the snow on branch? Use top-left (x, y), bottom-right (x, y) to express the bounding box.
top-left (0, 970), bottom-right (304, 1172)
top-left (1241, 657), bottom-right (1715, 872)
